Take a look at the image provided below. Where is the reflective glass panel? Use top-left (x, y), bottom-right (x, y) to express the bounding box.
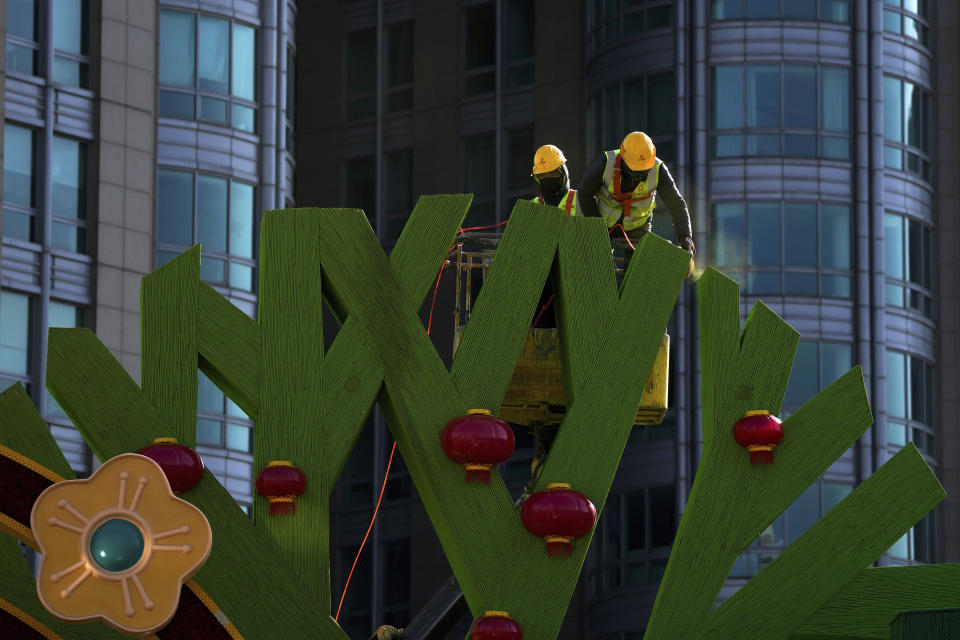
top-left (820, 68), bottom-right (849, 131)
top-left (232, 24), bottom-right (256, 100)
top-left (712, 0), bottom-right (743, 20)
top-left (820, 205), bottom-right (850, 269)
top-left (746, 65), bottom-right (779, 128)
top-left (713, 66), bottom-right (744, 129)
top-left (784, 203), bottom-right (817, 267)
top-left (884, 213), bottom-right (904, 279)
top-left (783, 0), bottom-right (816, 19)
top-left (196, 418), bottom-right (221, 445)
top-left (52, 137), bottom-right (85, 220)
top-left (904, 81), bottom-right (924, 150)
top-left (226, 423), bottom-right (251, 452)
top-left (159, 90), bottom-right (196, 119)
top-left (505, 0), bottom-right (534, 63)
top-left (648, 73), bottom-right (676, 137)
top-left (157, 170), bottom-right (193, 246)
top-left (53, 57), bottom-right (86, 87)
top-left (787, 483), bottom-right (819, 544)
top-left (785, 341), bottom-right (818, 408)
top-left (197, 175), bottom-right (228, 253)
top-left (3, 124), bottom-right (33, 208)
top-left (784, 66), bottom-right (816, 129)
top-left (200, 256), bottom-right (225, 283)
top-left (8, 0), bottom-right (36, 40)
top-left (713, 202), bottom-right (744, 267)
top-left (0, 291), bottom-right (29, 375)
top-left (231, 104), bottom-right (256, 132)
top-left (197, 370), bottom-right (224, 413)
top-left (6, 42), bottom-right (36, 75)
top-left (746, 0), bottom-right (778, 18)
top-left (883, 77), bottom-right (902, 142)
top-left (747, 202), bottom-right (780, 266)
top-left (53, 0), bottom-right (86, 55)
top-left (886, 351), bottom-right (906, 419)
top-left (820, 0), bottom-right (849, 23)
top-left (229, 182), bottom-right (255, 259)
top-left (159, 11), bottom-right (195, 87)
top-left (198, 17), bottom-right (229, 94)
top-left (883, 9), bottom-right (901, 32)
top-left (200, 96), bottom-right (228, 123)
top-left (3, 209), bottom-right (32, 242)
top-left (822, 343), bottom-right (851, 387)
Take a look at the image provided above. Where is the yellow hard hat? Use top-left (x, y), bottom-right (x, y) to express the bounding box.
top-left (620, 131), bottom-right (656, 171)
top-left (532, 144), bottom-right (567, 174)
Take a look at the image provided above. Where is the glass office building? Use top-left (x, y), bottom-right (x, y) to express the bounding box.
top-left (1, 1), bottom-right (958, 638)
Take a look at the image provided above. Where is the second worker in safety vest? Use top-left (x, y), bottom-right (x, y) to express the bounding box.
top-left (531, 144), bottom-right (578, 215)
top-left (577, 131), bottom-right (695, 267)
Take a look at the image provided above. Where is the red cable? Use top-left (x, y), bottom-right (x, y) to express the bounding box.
top-left (531, 294), bottom-right (554, 328)
top-left (609, 223), bottom-right (635, 250)
top-left (335, 440), bottom-right (398, 622)
top-left (336, 239), bottom-right (457, 622)
top-left (459, 219), bottom-right (509, 233)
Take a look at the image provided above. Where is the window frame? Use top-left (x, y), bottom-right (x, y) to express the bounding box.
top-left (158, 9), bottom-right (259, 132)
top-left (882, 0), bottom-right (930, 48)
top-left (462, 0), bottom-right (535, 99)
top-left (588, 0), bottom-right (675, 54)
top-left (2, 122), bottom-right (39, 245)
top-left (882, 75), bottom-right (932, 181)
top-left (589, 72), bottom-right (677, 162)
top-left (196, 370), bottom-right (254, 453)
top-left (885, 349), bottom-right (935, 456)
top-left (710, 0), bottom-right (850, 23)
top-left (883, 212), bottom-right (933, 318)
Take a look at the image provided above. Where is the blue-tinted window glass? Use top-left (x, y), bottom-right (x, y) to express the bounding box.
top-left (883, 77), bottom-right (902, 143)
top-left (786, 341), bottom-right (818, 408)
top-left (197, 418), bottom-right (221, 445)
top-left (822, 343), bottom-right (851, 387)
top-left (8, 0), bottom-right (36, 40)
top-left (746, 65), bottom-right (779, 128)
top-left (200, 96), bottom-right (229, 124)
top-left (3, 124), bottom-right (34, 208)
top-left (197, 175), bottom-right (228, 253)
top-left (820, 0), bottom-right (849, 23)
top-left (787, 483), bottom-right (820, 544)
top-left (713, 66), bottom-right (744, 129)
top-left (747, 202), bottom-right (780, 266)
top-left (505, 0), bottom-right (534, 62)
top-left (784, 65), bottom-right (816, 129)
top-left (625, 79), bottom-right (646, 134)
top-left (783, 0), bottom-right (816, 19)
top-left (904, 81), bottom-right (923, 150)
top-left (886, 351), bottom-right (906, 419)
top-left (784, 203), bottom-right (817, 267)
top-left (820, 205), bottom-right (850, 269)
top-left (746, 133), bottom-right (779, 156)
top-left (823, 483), bottom-right (852, 513)
top-left (745, 0), bottom-right (778, 18)
top-left (648, 73), bottom-right (675, 137)
top-left (232, 24), bottom-right (256, 100)
top-left (712, 0), bottom-right (742, 20)
top-left (0, 291), bottom-right (29, 375)
top-left (157, 170), bottom-right (194, 246)
top-left (198, 17), bottom-right (229, 94)
top-left (159, 90), bottom-right (196, 119)
top-left (53, 0), bottom-right (86, 55)
top-left (52, 137), bottom-right (84, 220)
top-left (820, 67), bottom-right (849, 131)
top-left (231, 104), bottom-right (256, 132)
top-left (883, 9), bottom-right (901, 32)
top-left (198, 371), bottom-right (224, 413)
top-left (159, 11), bottom-right (195, 87)
top-left (713, 202), bottom-right (744, 267)
top-left (229, 182), bottom-right (255, 259)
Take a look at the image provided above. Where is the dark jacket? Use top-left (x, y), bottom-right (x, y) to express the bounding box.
top-left (576, 152), bottom-right (692, 241)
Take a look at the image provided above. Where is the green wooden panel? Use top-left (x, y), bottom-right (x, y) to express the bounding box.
top-left (321, 195), bottom-right (470, 488)
top-left (645, 269), bottom-right (877, 640)
top-left (696, 444), bottom-right (944, 640)
top-left (793, 565), bottom-right (960, 639)
top-left (197, 281), bottom-right (261, 421)
top-left (450, 200), bottom-right (564, 410)
top-left (890, 608), bottom-right (960, 640)
top-left (140, 245), bottom-right (200, 445)
top-left (695, 269), bottom-right (739, 450)
top-left (45, 328), bottom-right (345, 639)
top-left (255, 208), bottom-right (327, 604)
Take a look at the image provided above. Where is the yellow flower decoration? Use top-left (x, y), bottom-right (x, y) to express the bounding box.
top-left (30, 453), bottom-right (212, 635)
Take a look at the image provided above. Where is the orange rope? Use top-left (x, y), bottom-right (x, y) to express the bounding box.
top-left (609, 223), bottom-right (635, 250)
top-left (427, 243), bottom-right (460, 335)
top-left (335, 440), bottom-right (397, 622)
top-left (459, 220), bottom-right (509, 233)
top-left (531, 294), bottom-right (554, 328)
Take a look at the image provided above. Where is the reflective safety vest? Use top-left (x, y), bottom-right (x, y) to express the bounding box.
top-left (532, 189), bottom-right (578, 216)
top-left (596, 150), bottom-right (661, 230)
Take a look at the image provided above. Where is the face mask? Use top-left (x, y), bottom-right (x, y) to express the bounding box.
top-left (538, 177), bottom-right (563, 194)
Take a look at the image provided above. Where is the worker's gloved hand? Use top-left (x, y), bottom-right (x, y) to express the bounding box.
top-left (680, 236), bottom-right (696, 257)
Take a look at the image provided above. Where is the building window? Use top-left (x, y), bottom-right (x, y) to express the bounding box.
top-left (196, 371), bottom-right (253, 452)
top-left (711, 0), bottom-right (849, 22)
top-left (589, 73), bottom-right (676, 162)
top-left (883, 0), bottom-right (929, 47)
top-left (730, 480), bottom-right (853, 578)
top-left (45, 301), bottom-right (83, 418)
top-left (504, 126), bottom-right (533, 215)
top-left (6, 0), bottom-right (89, 86)
top-left (886, 350), bottom-right (934, 455)
top-left (890, 511), bottom-right (936, 563)
top-left (156, 169), bottom-right (257, 292)
top-left (712, 65), bottom-right (850, 160)
top-left (285, 47), bottom-right (296, 152)
top-left (589, 0), bottom-right (674, 53)
top-left (589, 486), bottom-right (676, 595)
top-left (386, 22), bottom-right (414, 112)
top-left (3, 123), bottom-right (37, 243)
top-left (345, 28), bottom-right (376, 121)
top-left (784, 341), bottom-right (852, 414)
top-left (339, 423), bottom-right (373, 509)
top-left (384, 148), bottom-right (413, 244)
top-left (884, 213), bottom-right (932, 318)
top-left (158, 10), bottom-right (258, 132)
top-left (883, 76), bottom-right (931, 180)
top-left (711, 201), bottom-right (852, 297)
top-left (51, 136), bottom-right (87, 253)
top-left (381, 540), bottom-right (410, 627)
top-left (464, 1), bottom-right (534, 98)
top-left (0, 291), bottom-right (32, 393)
top-left (463, 133), bottom-right (496, 227)
top-left (344, 155), bottom-right (376, 230)
top-left (336, 545), bottom-right (372, 639)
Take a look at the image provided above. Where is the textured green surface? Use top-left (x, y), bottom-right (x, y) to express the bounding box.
top-left (0, 385), bottom-right (128, 640)
top-left (698, 445), bottom-right (944, 640)
top-left (645, 268), bottom-right (874, 640)
top-left (890, 608), bottom-right (960, 640)
top-left (316, 203), bottom-right (690, 639)
top-left (256, 209), bottom-right (327, 601)
top-left (46, 329), bottom-right (345, 638)
top-left (141, 246), bottom-right (200, 446)
top-left (792, 565), bottom-right (960, 639)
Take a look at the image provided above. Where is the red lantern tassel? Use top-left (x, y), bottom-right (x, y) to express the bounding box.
top-left (545, 536), bottom-right (573, 557)
top-left (270, 498), bottom-right (296, 515)
top-left (465, 464), bottom-right (491, 484)
top-left (749, 446), bottom-right (775, 465)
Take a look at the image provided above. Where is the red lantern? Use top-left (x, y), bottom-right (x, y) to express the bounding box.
top-left (520, 483), bottom-right (597, 556)
top-left (255, 461), bottom-right (307, 515)
top-left (733, 409), bottom-right (784, 464)
top-left (441, 409), bottom-right (515, 483)
top-left (136, 437), bottom-right (204, 493)
top-left (470, 611), bottom-right (522, 640)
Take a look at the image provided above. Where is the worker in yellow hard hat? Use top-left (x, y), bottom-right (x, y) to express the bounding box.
top-left (578, 131), bottom-right (695, 268)
top-left (531, 144), bottom-right (578, 215)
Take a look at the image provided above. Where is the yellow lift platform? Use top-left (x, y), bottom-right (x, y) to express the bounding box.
top-left (452, 234), bottom-right (669, 427)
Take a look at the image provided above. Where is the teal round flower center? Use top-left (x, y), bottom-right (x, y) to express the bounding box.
top-left (89, 518), bottom-right (144, 572)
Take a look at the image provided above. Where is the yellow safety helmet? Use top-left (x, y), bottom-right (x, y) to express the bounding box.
top-left (620, 131), bottom-right (656, 171)
top-left (532, 144), bottom-right (567, 175)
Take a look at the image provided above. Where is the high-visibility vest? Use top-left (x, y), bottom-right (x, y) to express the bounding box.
top-left (596, 150), bottom-right (661, 230)
top-left (532, 189), bottom-right (578, 216)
